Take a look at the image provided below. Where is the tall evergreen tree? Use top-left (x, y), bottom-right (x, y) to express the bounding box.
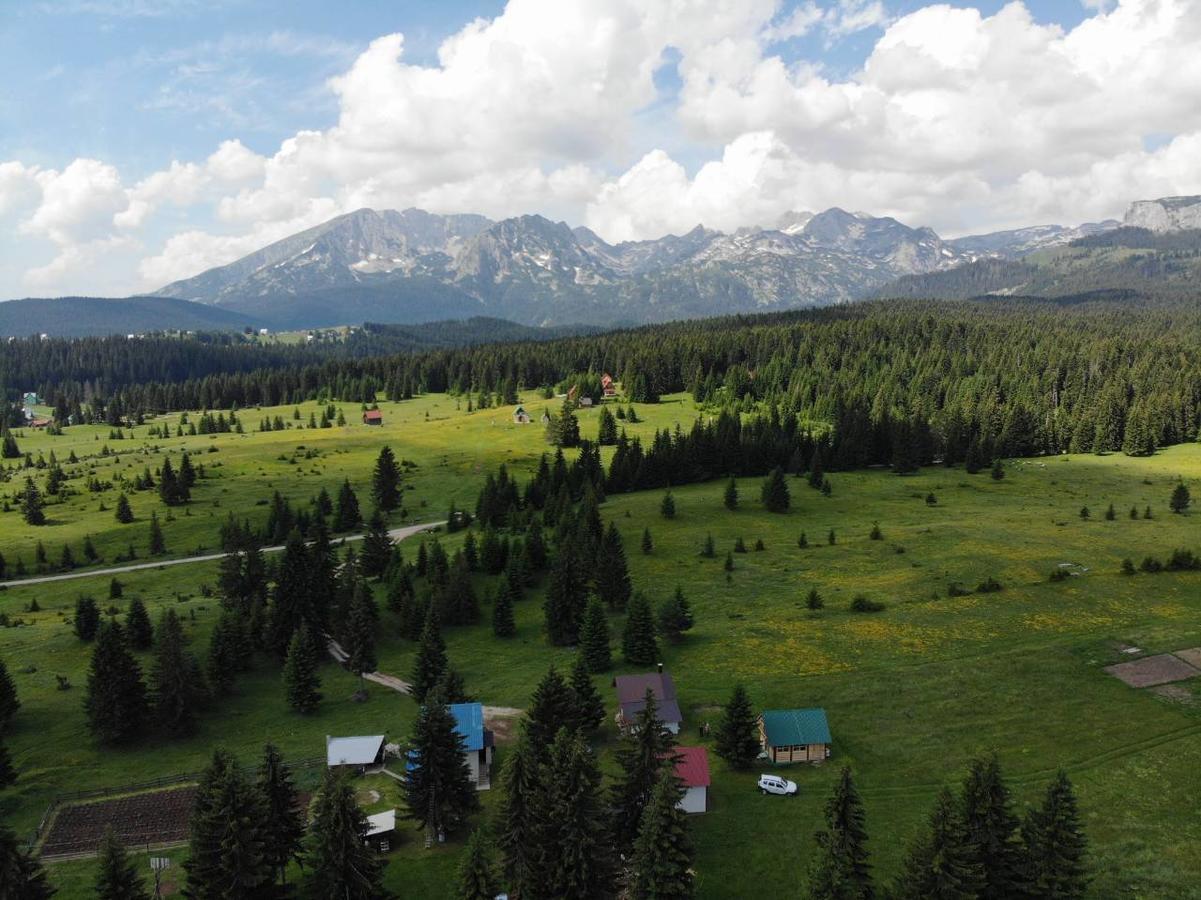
top-left (497, 731), bottom-right (540, 899)
top-left (893, 787), bottom-right (983, 900)
top-left (0, 822), bottom-right (55, 899)
top-left (184, 750), bottom-right (271, 898)
top-left (457, 827), bottom-right (501, 900)
top-left (960, 755), bottom-right (1027, 900)
top-left (612, 689), bottom-right (676, 850)
top-left (568, 654), bottom-right (606, 733)
top-left (114, 492), bottom-right (134, 523)
top-left (543, 536), bottom-right (587, 645)
top-left (723, 476), bottom-right (739, 511)
top-left (94, 827), bottom-right (150, 900)
top-left (641, 527), bottom-right (654, 554)
top-left (714, 683), bottom-right (760, 770)
top-left (660, 491), bottom-right (676, 519)
top-left (147, 511), bottom-right (166, 555)
top-left (1022, 770), bottom-right (1088, 899)
top-left (124, 597), bottom-right (153, 650)
top-left (266, 529), bottom-right (311, 655)
top-left (631, 769), bottom-right (695, 900)
top-left (595, 521), bottom-right (633, 611)
top-left (20, 477), bottom-right (45, 526)
top-left (579, 597), bottom-right (612, 672)
top-left (283, 627), bottom-right (322, 713)
top-left (73, 596), bottom-right (101, 641)
top-left (256, 743), bottom-right (305, 888)
top-left (1170, 481), bottom-right (1191, 514)
top-left (333, 478), bottom-right (362, 531)
top-left (760, 466), bottom-right (791, 513)
top-left (359, 509), bottom-right (394, 577)
top-left (411, 609), bottom-right (448, 703)
top-left (150, 609), bottom-right (205, 737)
top-left (83, 621), bottom-right (148, 744)
top-left (622, 592), bottom-right (660, 666)
top-left (371, 445), bottom-right (402, 511)
top-left (807, 767), bottom-right (873, 900)
top-left (345, 585), bottom-right (378, 678)
top-left (492, 579), bottom-right (516, 638)
top-left (403, 693), bottom-right (480, 840)
top-left (0, 658), bottom-right (19, 732)
top-left (657, 586), bottom-right (694, 642)
top-left (306, 767), bottom-right (387, 900)
top-left (525, 667), bottom-right (577, 756)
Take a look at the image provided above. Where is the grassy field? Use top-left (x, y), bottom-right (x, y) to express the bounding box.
top-left (2, 393), bottom-right (1200, 897)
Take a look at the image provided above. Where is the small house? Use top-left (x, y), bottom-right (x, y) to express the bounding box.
top-left (29, 417), bottom-right (52, 429)
top-left (758, 708), bottom-right (831, 765)
top-left (671, 746), bottom-right (710, 813)
top-left (326, 734), bottom-right (386, 771)
top-left (365, 809), bottom-right (397, 852)
top-left (22, 392), bottom-right (39, 406)
top-left (451, 702), bottom-right (495, 790)
top-left (578, 396), bottom-right (593, 408)
top-left (614, 669), bottom-right (682, 734)
top-left (363, 409), bottom-right (383, 426)
top-left (601, 374), bottom-right (616, 398)
top-left (512, 405), bottom-right (531, 425)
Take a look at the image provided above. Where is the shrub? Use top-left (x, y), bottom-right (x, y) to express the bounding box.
top-left (733, 537), bottom-right (747, 554)
top-left (850, 595), bottom-right (886, 613)
top-left (1139, 556), bottom-right (1163, 573)
top-left (869, 522), bottom-right (883, 540)
top-left (754, 538), bottom-right (765, 552)
top-left (1049, 569), bottom-right (1069, 582)
top-left (947, 582), bottom-right (971, 597)
top-left (1120, 558), bottom-right (1136, 576)
top-left (1166, 548), bottom-right (1200, 571)
top-left (975, 576), bottom-right (1003, 594)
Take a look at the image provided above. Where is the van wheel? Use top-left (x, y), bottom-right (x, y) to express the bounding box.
top-left (761, 788), bottom-right (767, 795)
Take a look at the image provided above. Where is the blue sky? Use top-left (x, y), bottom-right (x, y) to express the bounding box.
top-left (1, 0), bottom-right (1197, 298)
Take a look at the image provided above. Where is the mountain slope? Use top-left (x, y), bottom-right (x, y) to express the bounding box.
top-left (0, 296), bottom-right (258, 338)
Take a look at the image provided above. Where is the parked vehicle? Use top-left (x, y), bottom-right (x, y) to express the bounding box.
top-left (758, 774), bottom-right (798, 796)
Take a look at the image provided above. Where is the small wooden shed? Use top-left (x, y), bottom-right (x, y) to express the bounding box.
top-left (362, 409), bottom-right (383, 426)
top-left (758, 708), bottom-right (831, 765)
top-left (512, 405), bottom-right (531, 424)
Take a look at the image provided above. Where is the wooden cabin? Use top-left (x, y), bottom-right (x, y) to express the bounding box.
top-left (362, 409), bottom-right (383, 425)
top-left (758, 708), bottom-right (831, 764)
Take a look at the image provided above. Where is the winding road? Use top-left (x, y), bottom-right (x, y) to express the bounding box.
top-left (0, 521), bottom-right (443, 589)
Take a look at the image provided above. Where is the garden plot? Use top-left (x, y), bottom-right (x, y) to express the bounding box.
top-left (1104, 652), bottom-right (1201, 689)
top-left (40, 786), bottom-right (196, 859)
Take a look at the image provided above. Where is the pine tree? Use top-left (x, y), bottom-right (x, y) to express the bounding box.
top-left (492, 579), bottom-right (516, 637)
top-left (73, 595), bottom-right (101, 640)
top-left (411, 608), bottom-right (448, 703)
top-left (334, 478), bottom-right (362, 531)
top-left (597, 406), bottom-right (618, 446)
top-left (612, 689), bottom-right (676, 850)
top-left (94, 827), bottom-right (150, 900)
top-left (372, 445), bottom-right (402, 511)
top-left (20, 477), bottom-right (45, 526)
top-left (761, 466), bottom-right (790, 513)
top-left (578, 597), bottom-right (612, 672)
top-left (1104, 503), bottom-right (1115, 521)
top-left (806, 588), bottom-right (825, 611)
top-left (114, 492), bottom-right (134, 523)
top-left (497, 731), bottom-right (540, 897)
top-left (0, 657), bottom-right (19, 731)
top-left (1170, 481), bottom-right (1190, 514)
top-left (543, 536), bottom-right (587, 645)
top-left (345, 586), bottom-right (378, 678)
top-left (700, 533), bottom-right (715, 558)
top-left (433, 667), bottom-right (473, 704)
top-left (807, 767), bottom-right (873, 900)
top-left (403, 693), bottom-right (480, 839)
top-left (990, 458), bottom-right (1005, 480)
top-left (1023, 770), bottom-right (1088, 899)
top-left (596, 521), bottom-right (633, 611)
top-left (148, 511), bottom-right (166, 555)
top-left (660, 491), bottom-right (676, 519)
top-left (623, 591), bottom-right (660, 666)
top-left (306, 767), bottom-right (386, 900)
top-left (724, 476), bottom-right (739, 511)
top-left (960, 755), bottom-right (1027, 900)
top-left (714, 683), bottom-right (760, 770)
top-left (631, 769), bottom-right (695, 899)
top-left (283, 627), bottom-right (322, 713)
top-left (150, 608), bottom-right (205, 737)
top-left (256, 743), bottom-right (305, 888)
top-left (457, 826), bottom-right (501, 900)
top-left (531, 728), bottom-right (614, 899)
top-left (359, 509), bottom-right (394, 577)
top-left (525, 667), bottom-right (577, 755)
top-left (568, 654), bottom-right (606, 733)
top-left (84, 621), bottom-right (148, 744)
top-left (642, 527), bottom-right (654, 554)
top-left (892, 787), bottom-right (982, 900)
top-left (184, 750), bottom-right (271, 898)
top-left (0, 823), bottom-right (54, 899)
top-left (657, 586), bottom-right (694, 642)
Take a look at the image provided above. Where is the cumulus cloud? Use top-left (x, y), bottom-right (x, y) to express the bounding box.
top-left (5, 0), bottom-right (1201, 296)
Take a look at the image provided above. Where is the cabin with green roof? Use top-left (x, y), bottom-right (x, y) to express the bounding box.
top-left (758, 708), bottom-right (832, 765)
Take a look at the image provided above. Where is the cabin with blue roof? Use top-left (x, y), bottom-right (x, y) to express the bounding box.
top-left (450, 702), bottom-right (495, 790)
top-left (758, 708), bottom-right (832, 765)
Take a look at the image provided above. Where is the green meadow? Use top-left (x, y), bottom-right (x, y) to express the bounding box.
top-left (2, 393), bottom-right (1200, 897)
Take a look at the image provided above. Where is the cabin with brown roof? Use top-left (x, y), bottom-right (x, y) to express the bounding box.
top-left (363, 409), bottom-right (383, 426)
top-left (614, 667), bottom-right (682, 734)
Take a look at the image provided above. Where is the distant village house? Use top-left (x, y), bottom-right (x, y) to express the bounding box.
top-left (363, 409), bottom-right (384, 426)
top-left (512, 405), bottom-right (531, 424)
top-left (326, 734), bottom-right (387, 772)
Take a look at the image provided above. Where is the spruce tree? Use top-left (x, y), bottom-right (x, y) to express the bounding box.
top-left (631, 769), bottom-right (695, 899)
top-left (283, 627), bottom-right (322, 713)
top-left (147, 511), bottom-right (165, 555)
top-left (714, 683), bottom-right (760, 770)
top-left (334, 478), bottom-right (362, 531)
top-left (492, 579), bottom-right (516, 638)
top-left (185, 750), bottom-right (271, 898)
top-left (761, 466), bottom-right (790, 513)
top-left (579, 597), bottom-right (612, 672)
top-left (1022, 770), bottom-right (1088, 899)
top-left (642, 526), bottom-right (654, 554)
top-left (20, 477), bottom-right (45, 526)
top-left (568, 654), bottom-right (606, 733)
top-left (0, 658), bottom-right (19, 731)
top-left (411, 608), bottom-right (448, 703)
top-left (1170, 481), bottom-right (1190, 514)
top-left (497, 731), bottom-right (540, 897)
top-left (660, 490), bottom-right (676, 519)
top-left (960, 755), bottom-right (1027, 900)
top-left (543, 536), bottom-right (586, 645)
top-left (359, 509), bottom-right (394, 578)
top-left (256, 743), bottom-right (305, 887)
top-left (724, 476), bottom-right (739, 511)
top-left (806, 588), bottom-right (825, 611)
top-left (84, 621), bottom-right (148, 744)
top-left (525, 667), bottom-right (577, 755)
top-left (403, 693), bottom-right (480, 839)
top-left (94, 827), bottom-right (150, 900)
top-left (151, 609), bottom-right (205, 737)
top-left (596, 521), bottom-right (633, 611)
top-left (807, 767), bottom-right (873, 900)
top-left (531, 728), bottom-right (614, 899)
top-left (432, 667), bottom-right (473, 704)
top-left (345, 587), bottom-right (378, 678)
top-left (893, 787), bottom-right (982, 900)
top-left (457, 826), bottom-right (501, 900)
top-left (612, 689), bottom-right (676, 851)
top-left (115, 492), bottom-right (134, 523)
top-left (657, 586), bottom-right (694, 642)
top-left (990, 458), bottom-right (1005, 481)
top-left (372, 445), bottom-right (402, 511)
top-left (73, 595), bottom-right (100, 640)
top-left (623, 591), bottom-right (660, 666)
top-left (306, 767), bottom-right (386, 900)
top-left (0, 823), bottom-right (54, 899)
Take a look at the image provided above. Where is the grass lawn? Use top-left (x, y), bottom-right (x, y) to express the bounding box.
top-left (1, 393), bottom-right (1200, 897)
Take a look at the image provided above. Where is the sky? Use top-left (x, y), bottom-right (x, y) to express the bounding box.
top-left (1, 0), bottom-right (1199, 299)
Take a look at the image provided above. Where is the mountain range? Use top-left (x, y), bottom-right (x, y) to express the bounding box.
top-left (5, 195), bottom-right (1199, 337)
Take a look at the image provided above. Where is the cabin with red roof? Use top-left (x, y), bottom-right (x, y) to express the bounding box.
top-left (671, 746), bottom-right (710, 814)
top-left (601, 373), bottom-right (616, 398)
top-left (362, 409), bottom-right (383, 426)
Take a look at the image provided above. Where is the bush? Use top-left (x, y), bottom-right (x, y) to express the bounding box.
top-left (1166, 548), bottom-right (1201, 571)
top-left (1139, 556), bottom-right (1163, 573)
top-left (947, 582), bottom-right (971, 597)
top-left (850, 595), bottom-right (886, 613)
top-left (975, 576), bottom-right (1003, 594)
top-left (869, 522), bottom-right (883, 540)
top-left (1120, 558), bottom-right (1136, 576)
top-left (754, 538), bottom-right (765, 552)
top-left (733, 537), bottom-right (747, 554)
top-left (1049, 569), bottom-right (1069, 582)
